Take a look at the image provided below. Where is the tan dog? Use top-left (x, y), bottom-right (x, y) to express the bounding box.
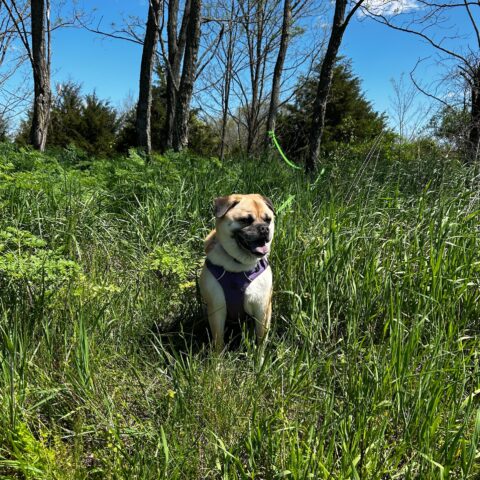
top-left (199, 194), bottom-right (275, 352)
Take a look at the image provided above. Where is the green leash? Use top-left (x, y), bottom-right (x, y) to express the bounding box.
top-left (268, 130), bottom-right (302, 170)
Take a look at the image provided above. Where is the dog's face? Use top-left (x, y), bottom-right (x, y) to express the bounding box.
top-left (214, 194), bottom-right (275, 263)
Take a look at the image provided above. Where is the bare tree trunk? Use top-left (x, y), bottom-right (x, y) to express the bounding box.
top-left (172, 0), bottom-right (201, 151)
top-left (219, 37), bottom-right (233, 161)
top-left (165, 0), bottom-right (190, 149)
top-left (306, 0), bottom-right (364, 173)
top-left (265, 0), bottom-right (291, 145)
top-left (468, 66), bottom-right (480, 162)
top-left (136, 0), bottom-right (161, 154)
top-left (30, 0), bottom-right (50, 151)
top-left (166, 0), bottom-right (179, 149)
top-left (306, 0), bottom-right (346, 173)
top-left (219, 0), bottom-right (236, 162)
top-left (246, 2), bottom-right (264, 156)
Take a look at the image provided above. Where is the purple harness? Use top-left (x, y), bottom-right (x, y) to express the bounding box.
top-left (206, 258), bottom-right (269, 321)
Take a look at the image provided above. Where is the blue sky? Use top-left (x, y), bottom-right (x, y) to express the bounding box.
top-left (52, 0), bottom-right (145, 110)
top-left (8, 1), bottom-right (480, 129)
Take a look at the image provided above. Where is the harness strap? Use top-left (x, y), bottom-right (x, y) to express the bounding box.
top-left (206, 258), bottom-right (269, 320)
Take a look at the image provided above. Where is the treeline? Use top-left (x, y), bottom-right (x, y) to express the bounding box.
top-left (11, 61), bottom-right (386, 159)
top-left (1, 1), bottom-right (480, 170)
top-left (14, 74), bottom-right (219, 158)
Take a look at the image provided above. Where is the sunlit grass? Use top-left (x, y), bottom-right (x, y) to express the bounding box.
top-left (0, 143), bottom-right (479, 478)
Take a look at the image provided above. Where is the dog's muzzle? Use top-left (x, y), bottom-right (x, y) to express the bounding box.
top-left (235, 224), bottom-right (270, 256)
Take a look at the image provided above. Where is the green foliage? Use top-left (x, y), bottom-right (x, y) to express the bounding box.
top-left (429, 105), bottom-right (470, 156)
top-left (16, 70), bottom-right (218, 158)
top-left (276, 60), bottom-right (387, 159)
top-left (188, 110), bottom-right (220, 155)
top-left (16, 81), bottom-right (120, 157)
top-left (144, 243), bottom-right (193, 283)
top-left (79, 92), bottom-right (119, 156)
top-left (115, 80), bottom-right (168, 153)
top-left (0, 115), bottom-right (8, 142)
top-left (48, 82), bottom-right (85, 148)
top-left (0, 418), bottom-right (61, 479)
top-left (0, 227), bottom-right (80, 281)
top-left (0, 227), bottom-right (82, 308)
top-left (116, 67), bottom-right (219, 156)
top-left (0, 143), bottom-right (478, 478)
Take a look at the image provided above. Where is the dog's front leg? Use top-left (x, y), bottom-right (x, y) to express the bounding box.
top-left (199, 266), bottom-right (227, 352)
top-left (253, 293), bottom-right (272, 345)
top-left (207, 304), bottom-right (227, 352)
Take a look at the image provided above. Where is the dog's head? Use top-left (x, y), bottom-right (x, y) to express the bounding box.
top-left (213, 194), bottom-right (275, 262)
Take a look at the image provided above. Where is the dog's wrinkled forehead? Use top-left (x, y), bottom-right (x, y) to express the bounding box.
top-left (214, 194), bottom-right (275, 219)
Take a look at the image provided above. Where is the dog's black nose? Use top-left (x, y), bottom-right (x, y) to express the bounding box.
top-left (258, 224), bottom-right (269, 236)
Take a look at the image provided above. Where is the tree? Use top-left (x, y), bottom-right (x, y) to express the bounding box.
top-left (265, 0), bottom-right (292, 144)
top-left (306, 0), bottom-right (365, 173)
top-left (0, 1), bottom-right (29, 121)
top-left (117, 67), bottom-right (219, 155)
top-left (17, 82), bottom-right (119, 156)
top-left (172, 0), bottom-right (202, 150)
top-left (48, 82), bottom-right (84, 148)
top-left (363, 0), bottom-right (480, 162)
top-left (163, 0), bottom-right (190, 149)
top-left (236, 0), bottom-right (288, 155)
top-left (0, 114), bottom-right (8, 141)
top-left (30, 0), bottom-right (50, 151)
top-left (218, 0), bottom-right (240, 161)
top-left (1, 0), bottom-right (51, 150)
top-left (429, 105), bottom-right (470, 155)
top-left (135, 0), bottom-right (161, 154)
top-left (388, 73), bottom-right (427, 141)
top-left (117, 70), bottom-right (168, 153)
top-left (79, 94), bottom-right (119, 156)
top-left (277, 60), bottom-right (386, 158)
top-left (79, 0), bottom-right (206, 152)
top-left (197, 0), bottom-right (322, 158)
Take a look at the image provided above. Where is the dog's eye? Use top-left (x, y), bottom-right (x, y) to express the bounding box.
top-left (238, 215), bottom-right (254, 225)
top-left (264, 216), bottom-right (272, 224)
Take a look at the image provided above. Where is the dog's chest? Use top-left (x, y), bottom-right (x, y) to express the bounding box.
top-left (244, 266), bottom-right (272, 317)
top-left (205, 258), bottom-right (271, 321)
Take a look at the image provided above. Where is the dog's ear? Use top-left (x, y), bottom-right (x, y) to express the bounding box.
top-left (262, 196), bottom-right (275, 215)
top-left (214, 196), bottom-right (240, 218)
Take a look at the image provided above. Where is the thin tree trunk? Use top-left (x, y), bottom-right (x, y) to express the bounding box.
top-left (165, 74), bottom-right (177, 148)
top-left (306, 0), bottom-right (347, 173)
top-left (172, 0), bottom-right (201, 151)
top-left (166, 0), bottom-right (191, 149)
top-left (219, 41), bottom-right (233, 161)
top-left (219, 0), bottom-right (236, 162)
top-left (306, 0), bottom-right (364, 173)
top-left (265, 0), bottom-right (291, 145)
top-left (136, 0), bottom-right (161, 154)
top-left (468, 67), bottom-right (480, 162)
top-left (166, 0), bottom-right (179, 149)
top-left (30, 0), bottom-right (50, 151)
top-left (246, 3), bottom-right (264, 156)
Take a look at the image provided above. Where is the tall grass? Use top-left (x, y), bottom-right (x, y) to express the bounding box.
top-left (0, 143), bottom-right (479, 478)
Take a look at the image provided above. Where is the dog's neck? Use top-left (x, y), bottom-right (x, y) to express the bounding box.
top-left (206, 233), bottom-right (260, 272)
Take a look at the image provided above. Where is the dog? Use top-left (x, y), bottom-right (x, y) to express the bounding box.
top-left (199, 194), bottom-right (275, 352)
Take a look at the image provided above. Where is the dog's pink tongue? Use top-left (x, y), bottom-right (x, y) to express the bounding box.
top-left (254, 245), bottom-right (269, 255)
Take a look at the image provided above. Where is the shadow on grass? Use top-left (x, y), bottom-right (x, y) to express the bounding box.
top-left (147, 302), bottom-right (260, 361)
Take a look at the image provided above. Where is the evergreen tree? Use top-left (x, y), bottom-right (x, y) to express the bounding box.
top-left (0, 116), bottom-right (8, 142)
top-left (276, 60), bottom-right (386, 158)
top-left (48, 82), bottom-right (84, 148)
top-left (117, 66), bottom-right (218, 155)
top-left (16, 82), bottom-right (119, 157)
top-left (80, 93), bottom-right (119, 156)
top-left (116, 70), bottom-right (167, 153)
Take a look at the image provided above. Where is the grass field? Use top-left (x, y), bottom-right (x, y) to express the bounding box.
top-left (0, 142), bottom-right (479, 479)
